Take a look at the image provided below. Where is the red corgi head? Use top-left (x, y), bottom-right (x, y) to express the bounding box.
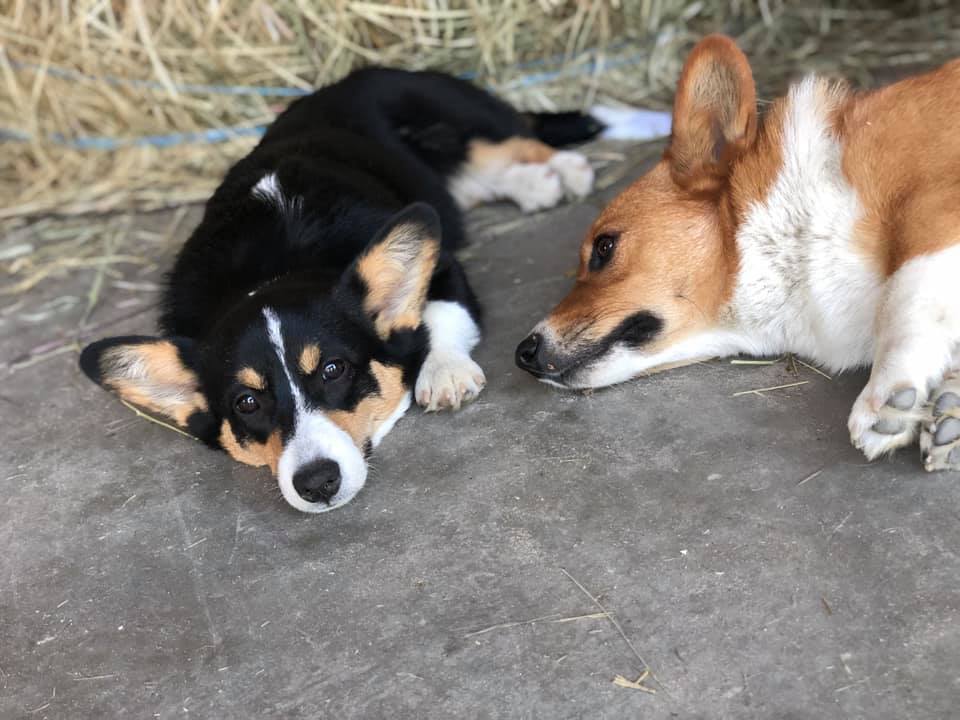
top-left (516, 35), bottom-right (767, 388)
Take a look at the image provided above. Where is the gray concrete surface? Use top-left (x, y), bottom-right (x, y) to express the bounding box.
top-left (2, 146), bottom-right (959, 719)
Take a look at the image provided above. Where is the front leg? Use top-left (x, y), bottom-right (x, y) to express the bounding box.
top-left (848, 253), bottom-right (960, 460)
top-left (416, 300), bottom-right (486, 412)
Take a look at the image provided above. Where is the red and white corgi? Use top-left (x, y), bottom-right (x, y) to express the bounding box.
top-left (516, 35), bottom-right (960, 471)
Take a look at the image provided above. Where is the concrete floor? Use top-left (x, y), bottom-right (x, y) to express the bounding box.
top-left (2, 145), bottom-right (959, 719)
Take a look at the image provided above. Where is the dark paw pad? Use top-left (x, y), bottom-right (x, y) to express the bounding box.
top-left (933, 391), bottom-right (960, 418)
top-left (872, 417), bottom-right (905, 435)
top-left (885, 388), bottom-right (917, 411)
top-left (934, 417), bottom-right (960, 446)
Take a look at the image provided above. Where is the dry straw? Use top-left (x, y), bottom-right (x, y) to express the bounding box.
top-left (1, 1), bottom-right (958, 228)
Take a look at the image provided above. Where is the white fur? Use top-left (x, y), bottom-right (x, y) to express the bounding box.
top-left (415, 301), bottom-right (486, 411)
top-left (252, 172), bottom-right (302, 217)
top-left (726, 78), bottom-right (882, 372)
top-left (371, 391), bottom-right (411, 448)
top-left (264, 309), bottom-right (367, 514)
top-left (548, 151), bottom-right (595, 199)
top-left (566, 78), bottom-right (882, 382)
top-left (590, 105), bottom-right (672, 141)
top-left (562, 328), bottom-right (754, 389)
top-left (848, 247), bottom-right (960, 459)
top-left (448, 151), bottom-right (594, 212)
top-left (558, 76), bottom-right (960, 465)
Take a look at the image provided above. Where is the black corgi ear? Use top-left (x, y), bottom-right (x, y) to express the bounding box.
top-left (352, 203), bottom-right (441, 340)
top-left (80, 335), bottom-right (211, 432)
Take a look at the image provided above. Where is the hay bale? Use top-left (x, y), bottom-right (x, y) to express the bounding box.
top-left (1, 0), bottom-right (958, 225)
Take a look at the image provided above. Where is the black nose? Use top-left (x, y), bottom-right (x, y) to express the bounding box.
top-left (516, 333), bottom-right (553, 376)
top-left (292, 459), bottom-right (342, 503)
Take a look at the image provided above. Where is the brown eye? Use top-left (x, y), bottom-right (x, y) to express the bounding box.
top-left (595, 234), bottom-right (617, 258)
top-left (321, 359), bottom-right (345, 381)
top-left (235, 393), bottom-right (259, 414)
top-left (590, 232), bottom-right (619, 271)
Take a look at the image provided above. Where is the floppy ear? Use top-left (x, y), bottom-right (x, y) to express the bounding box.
top-left (352, 203), bottom-right (441, 340)
top-left (79, 335), bottom-right (211, 432)
top-left (666, 34), bottom-right (757, 190)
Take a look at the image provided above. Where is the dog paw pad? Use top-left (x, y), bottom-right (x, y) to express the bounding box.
top-left (934, 417), bottom-right (960, 445)
top-left (849, 383), bottom-right (923, 460)
top-left (933, 391), bottom-right (960, 417)
top-left (886, 388), bottom-right (917, 411)
top-left (921, 375), bottom-right (960, 471)
top-left (872, 417), bottom-right (905, 435)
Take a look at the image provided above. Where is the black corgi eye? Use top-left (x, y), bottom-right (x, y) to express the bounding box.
top-left (589, 232), bottom-right (619, 271)
top-left (235, 394), bottom-right (260, 414)
top-left (321, 359), bottom-right (346, 381)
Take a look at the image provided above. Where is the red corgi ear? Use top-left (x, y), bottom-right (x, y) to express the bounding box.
top-left (80, 335), bottom-right (210, 431)
top-left (666, 34), bottom-right (757, 190)
top-left (353, 203), bottom-right (441, 340)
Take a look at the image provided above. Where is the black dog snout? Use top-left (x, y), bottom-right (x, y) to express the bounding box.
top-left (515, 332), bottom-right (561, 379)
top-left (293, 459), bottom-right (342, 503)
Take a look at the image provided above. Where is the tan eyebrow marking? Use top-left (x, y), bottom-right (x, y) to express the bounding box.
top-left (298, 344), bottom-right (321, 375)
top-left (237, 367), bottom-right (266, 390)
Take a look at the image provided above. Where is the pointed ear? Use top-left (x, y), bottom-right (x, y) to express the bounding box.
top-left (80, 335), bottom-right (210, 431)
top-left (352, 203), bottom-right (441, 340)
top-left (666, 35), bottom-right (757, 190)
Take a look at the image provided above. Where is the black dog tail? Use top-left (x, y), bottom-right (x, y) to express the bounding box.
top-left (522, 111), bottom-right (605, 147)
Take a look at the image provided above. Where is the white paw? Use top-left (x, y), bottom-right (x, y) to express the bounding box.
top-left (415, 352), bottom-right (486, 412)
top-left (501, 163), bottom-right (564, 213)
top-left (548, 151), bottom-right (594, 199)
top-left (921, 374), bottom-right (960, 471)
top-left (848, 383), bottom-right (923, 461)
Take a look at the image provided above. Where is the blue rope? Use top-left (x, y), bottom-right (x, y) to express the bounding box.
top-left (3, 41), bottom-right (645, 151)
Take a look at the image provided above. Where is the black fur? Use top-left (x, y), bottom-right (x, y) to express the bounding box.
top-left (81, 67), bottom-right (602, 476)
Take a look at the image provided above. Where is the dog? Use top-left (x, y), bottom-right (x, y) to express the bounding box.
top-left (516, 34), bottom-right (960, 471)
top-left (81, 68), bottom-right (600, 512)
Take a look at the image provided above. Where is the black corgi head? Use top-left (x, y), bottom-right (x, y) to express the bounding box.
top-left (80, 204), bottom-right (441, 513)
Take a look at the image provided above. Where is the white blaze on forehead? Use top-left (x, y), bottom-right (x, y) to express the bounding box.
top-left (263, 308), bottom-right (367, 514)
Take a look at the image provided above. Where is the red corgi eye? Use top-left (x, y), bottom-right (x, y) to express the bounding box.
top-left (595, 233), bottom-right (617, 258)
top-left (322, 359), bottom-right (346, 381)
top-left (589, 232), bottom-right (619, 271)
top-left (235, 394), bottom-right (260, 414)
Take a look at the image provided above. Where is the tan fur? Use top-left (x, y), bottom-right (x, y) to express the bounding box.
top-left (545, 162), bottom-right (737, 352)
top-left (219, 421), bottom-right (282, 473)
top-left (542, 36), bottom-right (757, 347)
top-left (467, 137), bottom-right (555, 170)
top-left (357, 223), bottom-right (439, 339)
top-left (837, 60), bottom-right (960, 275)
top-left (328, 361), bottom-right (406, 446)
top-left (666, 35), bottom-right (757, 192)
top-left (101, 341), bottom-right (207, 428)
top-left (237, 367), bottom-right (266, 390)
top-left (298, 344), bottom-right (320, 375)
top-left (543, 36), bottom-right (960, 352)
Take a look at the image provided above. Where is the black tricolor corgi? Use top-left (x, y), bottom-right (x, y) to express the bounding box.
top-left (80, 68), bottom-right (602, 513)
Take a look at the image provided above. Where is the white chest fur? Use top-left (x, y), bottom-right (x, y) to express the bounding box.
top-left (726, 78), bottom-right (884, 372)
